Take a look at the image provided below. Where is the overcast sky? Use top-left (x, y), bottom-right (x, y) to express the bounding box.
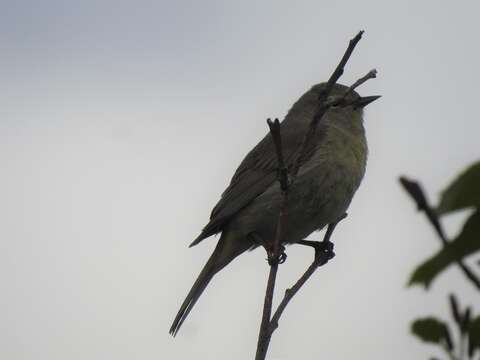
top-left (1, 1), bottom-right (479, 359)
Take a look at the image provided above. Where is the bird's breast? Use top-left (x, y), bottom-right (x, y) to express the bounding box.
top-left (227, 121), bottom-right (368, 245)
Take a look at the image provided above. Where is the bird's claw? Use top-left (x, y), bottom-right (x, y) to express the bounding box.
top-left (248, 232), bottom-right (287, 265)
top-left (267, 246), bottom-right (287, 265)
top-left (314, 240), bottom-right (335, 261)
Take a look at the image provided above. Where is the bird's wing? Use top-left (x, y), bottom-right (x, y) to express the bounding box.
top-left (189, 132), bottom-right (281, 246)
top-left (189, 85), bottom-right (327, 247)
top-left (190, 121), bottom-right (321, 247)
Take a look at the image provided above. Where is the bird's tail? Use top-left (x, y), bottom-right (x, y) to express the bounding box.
top-left (169, 231), bottom-right (250, 336)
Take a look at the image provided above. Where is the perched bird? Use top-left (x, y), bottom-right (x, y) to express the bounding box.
top-left (169, 82), bottom-right (380, 336)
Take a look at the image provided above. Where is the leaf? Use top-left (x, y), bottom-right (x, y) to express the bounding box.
top-left (411, 317), bottom-right (451, 346)
top-left (408, 211), bottom-right (480, 288)
top-left (468, 316), bottom-right (480, 357)
top-left (437, 161), bottom-right (480, 215)
top-left (399, 176), bottom-right (429, 211)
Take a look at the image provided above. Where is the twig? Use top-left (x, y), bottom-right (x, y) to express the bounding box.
top-left (255, 30), bottom-right (370, 360)
top-left (292, 30), bottom-right (364, 176)
top-left (255, 119), bottom-right (289, 360)
top-left (324, 30), bottom-right (364, 93)
top-left (345, 69), bottom-right (377, 94)
top-left (256, 218), bottom-right (344, 359)
top-left (399, 176), bottom-right (480, 291)
top-left (334, 69), bottom-right (377, 105)
top-left (267, 118), bottom-right (289, 193)
top-left (325, 69), bottom-right (378, 108)
top-left (269, 214), bottom-right (347, 334)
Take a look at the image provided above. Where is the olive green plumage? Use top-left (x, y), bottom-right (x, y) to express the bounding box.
top-left (170, 83), bottom-right (378, 336)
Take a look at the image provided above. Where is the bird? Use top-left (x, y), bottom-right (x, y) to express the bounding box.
top-left (169, 82), bottom-right (380, 336)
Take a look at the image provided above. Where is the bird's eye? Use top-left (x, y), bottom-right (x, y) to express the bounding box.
top-left (327, 96), bottom-right (341, 107)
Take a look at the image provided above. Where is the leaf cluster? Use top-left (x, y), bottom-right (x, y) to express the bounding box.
top-left (405, 161), bottom-right (480, 288)
top-left (401, 160), bottom-right (480, 359)
top-left (412, 295), bottom-right (480, 359)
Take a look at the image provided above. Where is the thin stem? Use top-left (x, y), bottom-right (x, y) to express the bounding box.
top-left (324, 31), bottom-right (364, 93)
top-left (269, 215), bottom-right (346, 334)
top-left (399, 177), bottom-right (480, 291)
top-left (254, 195), bottom-right (288, 359)
top-left (345, 68), bottom-right (377, 94)
top-left (292, 30), bottom-right (365, 177)
top-left (255, 260), bottom-right (279, 360)
top-left (330, 69), bottom-right (377, 106)
top-left (267, 118), bottom-right (288, 192)
top-left (255, 30), bottom-right (372, 360)
top-left (255, 120), bottom-right (289, 360)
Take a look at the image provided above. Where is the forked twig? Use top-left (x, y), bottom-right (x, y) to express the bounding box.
top-left (255, 30), bottom-right (376, 360)
top-left (291, 30), bottom-right (365, 177)
top-left (330, 69), bottom-right (377, 106)
top-left (269, 214), bottom-right (347, 335)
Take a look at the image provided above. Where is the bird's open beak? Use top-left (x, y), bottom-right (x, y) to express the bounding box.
top-left (355, 95), bottom-right (381, 108)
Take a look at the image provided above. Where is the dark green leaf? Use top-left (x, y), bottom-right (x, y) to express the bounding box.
top-left (408, 211), bottom-right (480, 288)
top-left (468, 316), bottom-right (480, 357)
top-left (411, 317), bottom-right (451, 346)
top-left (437, 161), bottom-right (480, 215)
top-left (399, 176), bottom-right (428, 211)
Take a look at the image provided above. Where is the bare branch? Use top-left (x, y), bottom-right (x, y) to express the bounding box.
top-left (292, 31), bottom-right (366, 177)
top-left (399, 176), bottom-right (480, 291)
top-left (326, 69), bottom-right (378, 108)
top-left (323, 30), bottom-right (364, 95)
top-left (255, 30), bottom-right (371, 360)
top-left (345, 68), bottom-right (377, 94)
top-left (255, 255), bottom-right (280, 360)
top-left (255, 120), bottom-right (290, 360)
top-left (337, 68), bottom-right (377, 103)
top-left (267, 118), bottom-right (289, 193)
top-left (269, 214), bottom-right (347, 335)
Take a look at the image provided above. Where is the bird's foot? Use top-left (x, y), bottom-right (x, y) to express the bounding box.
top-left (315, 240), bottom-right (335, 260)
top-left (267, 246), bottom-right (287, 266)
top-left (248, 232), bottom-right (287, 265)
top-left (297, 240), bottom-right (335, 262)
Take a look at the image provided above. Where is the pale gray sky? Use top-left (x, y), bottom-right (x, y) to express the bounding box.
top-left (1, 1), bottom-right (479, 359)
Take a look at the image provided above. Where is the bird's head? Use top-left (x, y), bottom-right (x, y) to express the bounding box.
top-left (310, 82), bottom-right (381, 113)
